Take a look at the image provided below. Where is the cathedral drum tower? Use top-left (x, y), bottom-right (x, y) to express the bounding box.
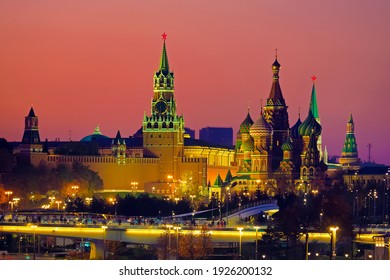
top-left (263, 53), bottom-right (290, 170)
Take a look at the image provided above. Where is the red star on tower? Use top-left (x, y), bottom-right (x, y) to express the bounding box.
top-left (311, 75), bottom-right (317, 82)
top-left (162, 32), bottom-right (167, 40)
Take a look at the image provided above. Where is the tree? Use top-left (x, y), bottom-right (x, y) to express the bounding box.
top-left (177, 225), bottom-right (213, 259)
top-left (157, 229), bottom-right (171, 260)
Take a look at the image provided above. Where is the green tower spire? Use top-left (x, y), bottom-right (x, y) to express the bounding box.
top-left (159, 32), bottom-right (169, 74)
top-left (310, 76), bottom-right (319, 120)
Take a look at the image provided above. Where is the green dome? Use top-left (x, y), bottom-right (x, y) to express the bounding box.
top-left (250, 114), bottom-right (273, 137)
top-left (80, 126), bottom-right (110, 142)
top-left (290, 117), bottom-right (302, 138)
top-left (298, 110), bottom-right (322, 137)
top-left (241, 136), bottom-right (254, 152)
top-left (239, 111), bottom-right (254, 134)
top-left (281, 137), bottom-right (293, 151)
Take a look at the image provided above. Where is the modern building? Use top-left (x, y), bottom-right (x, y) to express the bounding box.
top-left (199, 127), bottom-right (233, 148)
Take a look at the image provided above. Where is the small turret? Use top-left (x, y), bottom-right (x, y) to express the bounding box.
top-left (339, 113), bottom-right (361, 169)
top-left (112, 130), bottom-right (126, 165)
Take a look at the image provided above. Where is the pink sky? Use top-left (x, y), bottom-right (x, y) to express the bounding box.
top-left (0, 0), bottom-right (389, 165)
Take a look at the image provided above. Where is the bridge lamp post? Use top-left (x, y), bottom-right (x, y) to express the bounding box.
top-left (101, 225), bottom-right (108, 260)
top-left (30, 225), bottom-right (37, 260)
top-left (330, 226), bottom-right (339, 260)
top-left (237, 227), bottom-right (243, 260)
top-left (254, 226), bottom-right (260, 260)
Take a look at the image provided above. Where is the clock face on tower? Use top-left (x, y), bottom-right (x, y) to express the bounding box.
top-left (155, 101), bottom-right (167, 114)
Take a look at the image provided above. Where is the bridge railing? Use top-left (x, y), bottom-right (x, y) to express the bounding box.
top-left (223, 199), bottom-right (278, 218)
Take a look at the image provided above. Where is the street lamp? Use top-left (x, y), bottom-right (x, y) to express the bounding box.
top-left (71, 185), bottom-right (79, 197)
top-left (102, 225), bottom-right (108, 260)
top-left (174, 226), bottom-right (181, 257)
top-left (237, 227), bottom-right (243, 259)
top-left (5, 191), bottom-right (13, 200)
top-left (166, 224), bottom-right (173, 259)
top-left (330, 226), bottom-right (339, 260)
top-left (254, 226), bottom-right (260, 260)
top-left (55, 200), bottom-right (62, 210)
top-left (167, 175), bottom-right (173, 196)
top-left (9, 197), bottom-right (20, 212)
top-left (226, 186), bottom-right (230, 226)
top-left (30, 225), bottom-right (37, 260)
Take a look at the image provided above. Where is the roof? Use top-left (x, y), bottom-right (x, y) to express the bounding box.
top-left (298, 109), bottom-right (322, 137)
top-left (184, 138), bottom-right (234, 150)
top-left (239, 111), bottom-right (254, 134)
top-left (28, 107), bottom-right (36, 117)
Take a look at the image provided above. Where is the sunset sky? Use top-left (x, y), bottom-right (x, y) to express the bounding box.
top-left (0, 0), bottom-right (389, 165)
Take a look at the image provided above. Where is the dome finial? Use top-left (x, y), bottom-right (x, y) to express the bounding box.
top-left (275, 48), bottom-right (278, 59)
top-left (162, 32), bottom-right (167, 40)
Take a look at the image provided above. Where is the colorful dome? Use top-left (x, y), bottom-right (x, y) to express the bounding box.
top-left (241, 136), bottom-right (254, 152)
top-left (250, 114), bottom-right (273, 137)
top-left (298, 110), bottom-right (322, 137)
top-left (281, 137), bottom-right (293, 151)
top-left (239, 111), bottom-right (254, 134)
top-left (290, 117), bottom-right (302, 138)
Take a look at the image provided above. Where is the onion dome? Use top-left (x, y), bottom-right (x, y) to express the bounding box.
top-left (250, 114), bottom-right (273, 137)
top-left (241, 136), bottom-right (254, 152)
top-left (298, 110), bottom-right (322, 137)
top-left (281, 137), bottom-right (293, 151)
top-left (290, 117), bottom-right (302, 138)
top-left (272, 58), bottom-right (281, 69)
top-left (239, 111), bottom-right (254, 134)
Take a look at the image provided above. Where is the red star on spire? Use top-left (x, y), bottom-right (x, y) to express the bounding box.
top-left (311, 75), bottom-right (317, 82)
top-left (162, 32), bottom-right (167, 40)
